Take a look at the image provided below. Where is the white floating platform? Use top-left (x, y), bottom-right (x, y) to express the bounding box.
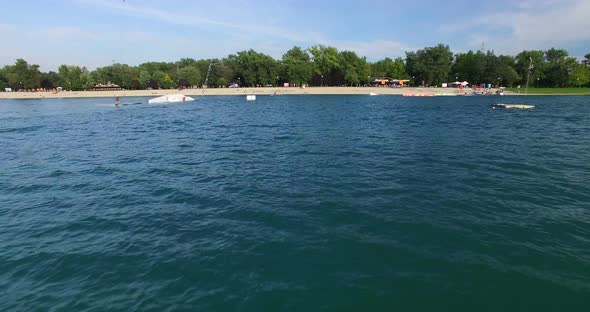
top-left (246, 95), bottom-right (256, 101)
top-left (148, 94), bottom-right (195, 104)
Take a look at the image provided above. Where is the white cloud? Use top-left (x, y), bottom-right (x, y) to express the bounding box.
top-left (512, 0), bottom-right (575, 10)
top-left (0, 0), bottom-right (416, 69)
top-left (75, 0), bottom-right (325, 43)
top-left (441, 0), bottom-right (590, 54)
top-left (3, 0), bottom-right (588, 70)
top-left (0, 25), bottom-right (193, 70)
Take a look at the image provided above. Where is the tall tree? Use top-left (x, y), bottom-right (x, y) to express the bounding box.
top-left (80, 67), bottom-right (95, 89)
top-left (3, 45), bottom-right (589, 90)
top-left (370, 57), bottom-right (394, 78)
top-left (175, 58), bottom-right (197, 68)
top-left (309, 45), bottom-right (342, 86)
top-left (94, 63), bottom-right (137, 89)
top-left (406, 44), bottom-right (453, 86)
top-left (496, 56), bottom-right (520, 86)
top-left (231, 50), bottom-right (279, 87)
top-left (0, 67), bottom-right (7, 89)
top-left (515, 50), bottom-right (545, 87)
top-left (176, 65), bottom-right (201, 87)
top-left (453, 51), bottom-right (478, 83)
top-left (568, 64), bottom-right (590, 87)
top-left (281, 46), bottom-right (313, 85)
top-left (190, 59), bottom-right (233, 87)
top-left (139, 70), bottom-right (151, 89)
top-left (390, 58), bottom-right (408, 79)
top-left (212, 63), bottom-right (235, 87)
top-left (151, 70), bottom-right (166, 89)
top-left (339, 50), bottom-right (369, 86)
top-left (482, 51), bottom-right (501, 84)
top-left (4, 59), bottom-right (42, 89)
top-left (544, 48), bottom-right (576, 87)
top-left (371, 57), bottom-right (408, 79)
top-left (162, 73), bottom-right (176, 89)
top-left (58, 65), bottom-right (83, 90)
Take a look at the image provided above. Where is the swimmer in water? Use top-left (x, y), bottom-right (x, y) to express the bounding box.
top-left (115, 96), bottom-right (120, 107)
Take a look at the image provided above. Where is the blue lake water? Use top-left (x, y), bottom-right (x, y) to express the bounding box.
top-left (1, 95), bottom-right (589, 311)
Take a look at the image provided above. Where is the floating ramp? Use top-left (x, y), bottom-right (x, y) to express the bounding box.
top-left (149, 94), bottom-right (195, 104)
top-left (492, 104), bottom-right (535, 109)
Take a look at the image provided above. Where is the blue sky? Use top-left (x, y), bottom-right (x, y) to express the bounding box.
top-left (1, 0), bottom-right (589, 70)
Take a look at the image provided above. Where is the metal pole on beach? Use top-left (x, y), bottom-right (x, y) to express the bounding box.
top-left (524, 57), bottom-right (533, 96)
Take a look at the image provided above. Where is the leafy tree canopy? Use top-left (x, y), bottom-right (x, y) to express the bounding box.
top-left (2, 45), bottom-right (589, 91)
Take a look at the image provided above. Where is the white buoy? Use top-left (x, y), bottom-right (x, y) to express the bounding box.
top-left (369, 92), bottom-right (378, 96)
top-left (246, 95), bottom-right (256, 101)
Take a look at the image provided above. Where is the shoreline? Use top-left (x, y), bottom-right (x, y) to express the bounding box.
top-left (0, 87), bottom-right (586, 100)
top-left (0, 87), bottom-right (493, 99)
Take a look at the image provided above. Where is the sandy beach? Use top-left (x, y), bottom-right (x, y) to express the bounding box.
top-left (0, 87), bottom-right (487, 100)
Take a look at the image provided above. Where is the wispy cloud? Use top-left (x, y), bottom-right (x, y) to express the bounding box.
top-left (75, 0), bottom-right (325, 43)
top-left (4, 0), bottom-right (587, 70)
top-left (512, 0), bottom-right (575, 10)
top-left (67, 0), bottom-right (414, 62)
top-left (440, 0), bottom-right (590, 54)
top-left (0, 24), bottom-right (200, 70)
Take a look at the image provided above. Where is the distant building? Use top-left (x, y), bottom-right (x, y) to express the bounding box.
top-left (87, 82), bottom-right (122, 91)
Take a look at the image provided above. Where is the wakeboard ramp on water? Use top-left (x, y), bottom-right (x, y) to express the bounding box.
top-left (149, 94), bottom-right (195, 104)
top-left (491, 104), bottom-right (535, 109)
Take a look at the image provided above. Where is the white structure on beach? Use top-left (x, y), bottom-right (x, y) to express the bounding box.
top-left (449, 81), bottom-right (470, 87)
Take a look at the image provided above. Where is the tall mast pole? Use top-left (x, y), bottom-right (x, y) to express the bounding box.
top-left (524, 57), bottom-right (533, 96)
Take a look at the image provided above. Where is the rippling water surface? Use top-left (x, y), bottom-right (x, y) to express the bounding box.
top-left (1, 95), bottom-right (589, 311)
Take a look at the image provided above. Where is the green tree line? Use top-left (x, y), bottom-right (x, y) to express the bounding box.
top-left (1, 45), bottom-right (589, 91)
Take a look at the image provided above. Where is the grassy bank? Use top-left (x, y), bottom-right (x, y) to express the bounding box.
top-left (506, 88), bottom-right (590, 95)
